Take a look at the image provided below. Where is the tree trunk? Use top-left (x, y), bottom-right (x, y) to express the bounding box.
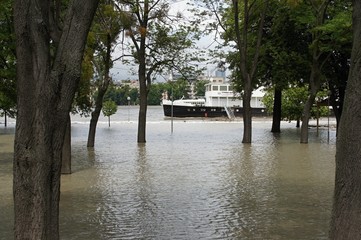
top-left (61, 114), bottom-right (71, 174)
top-left (137, 25), bottom-right (148, 143)
top-left (13, 1), bottom-right (99, 239)
top-left (330, 1), bottom-right (361, 238)
top-left (137, 64), bottom-right (147, 143)
top-left (87, 107), bottom-right (102, 147)
top-left (242, 77), bottom-right (252, 143)
top-left (232, 0), bottom-right (268, 144)
top-left (87, 33), bottom-right (112, 148)
top-left (300, 60), bottom-right (321, 143)
top-left (329, 82), bottom-right (345, 132)
top-left (4, 111), bottom-right (7, 127)
top-left (300, 92), bottom-right (316, 143)
top-left (271, 88), bottom-right (282, 133)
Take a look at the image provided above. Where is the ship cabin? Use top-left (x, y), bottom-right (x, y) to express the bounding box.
top-left (204, 77), bottom-right (265, 108)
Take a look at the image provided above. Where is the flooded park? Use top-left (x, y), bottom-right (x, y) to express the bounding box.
top-left (0, 106), bottom-right (336, 239)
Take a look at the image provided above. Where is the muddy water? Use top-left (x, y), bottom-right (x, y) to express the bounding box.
top-left (0, 106), bottom-right (336, 239)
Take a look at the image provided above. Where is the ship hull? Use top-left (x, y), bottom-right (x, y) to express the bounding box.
top-left (162, 104), bottom-right (266, 118)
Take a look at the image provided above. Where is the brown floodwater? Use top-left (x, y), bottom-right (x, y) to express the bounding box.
top-left (0, 106), bottom-right (336, 239)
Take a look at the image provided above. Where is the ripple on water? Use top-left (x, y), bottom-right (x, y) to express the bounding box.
top-left (0, 110), bottom-right (337, 239)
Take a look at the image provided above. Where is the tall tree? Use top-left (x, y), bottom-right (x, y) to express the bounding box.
top-left (330, 0), bottom-right (361, 238)
top-left (298, 0), bottom-right (330, 143)
top-left (299, 0), bottom-right (351, 143)
top-left (119, 0), bottom-right (199, 142)
top-left (87, 0), bottom-right (123, 147)
top-left (13, 0), bottom-right (99, 239)
top-left (258, 0), bottom-right (309, 133)
top-left (229, 0), bottom-right (269, 143)
top-left (192, 0), bottom-right (268, 143)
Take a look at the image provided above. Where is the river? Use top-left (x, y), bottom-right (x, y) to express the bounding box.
top-left (0, 106), bottom-right (336, 239)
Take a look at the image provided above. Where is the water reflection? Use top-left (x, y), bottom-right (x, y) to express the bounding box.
top-left (0, 109), bottom-right (336, 239)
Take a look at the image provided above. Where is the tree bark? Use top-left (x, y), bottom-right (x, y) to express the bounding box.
top-left (4, 111), bottom-right (7, 127)
top-left (300, 58), bottom-right (321, 143)
top-left (137, 15), bottom-right (148, 143)
top-left (271, 88), bottom-right (282, 133)
top-left (242, 76), bottom-right (252, 143)
top-left (330, 1), bottom-right (361, 238)
top-left (61, 114), bottom-right (71, 174)
top-left (137, 55), bottom-right (148, 143)
top-left (13, 1), bottom-right (99, 239)
top-left (329, 77), bottom-right (346, 132)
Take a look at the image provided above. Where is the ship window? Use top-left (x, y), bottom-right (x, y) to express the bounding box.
top-left (212, 86), bottom-right (219, 91)
top-left (220, 86), bottom-right (227, 91)
top-left (228, 86), bottom-right (233, 91)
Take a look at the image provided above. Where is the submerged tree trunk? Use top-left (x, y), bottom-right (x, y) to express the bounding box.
top-left (4, 111), bottom-right (7, 127)
top-left (300, 1), bottom-right (329, 144)
top-left (271, 88), bottom-right (282, 133)
top-left (87, 34), bottom-right (112, 148)
top-left (329, 79), bottom-right (346, 132)
top-left (13, 1), bottom-right (99, 239)
top-left (330, 1), bottom-right (361, 238)
top-left (137, 19), bottom-right (148, 143)
top-left (242, 77), bottom-right (252, 143)
top-left (137, 57), bottom-right (147, 143)
top-left (300, 60), bottom-right (321, 143)
top-left (232, 0), bottom-right (268, 144)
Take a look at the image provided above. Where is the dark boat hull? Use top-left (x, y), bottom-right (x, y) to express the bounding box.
top-left (162, 105), bottom-right (267, 118)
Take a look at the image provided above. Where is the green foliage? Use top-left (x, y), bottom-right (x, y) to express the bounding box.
top-left (102, 100), bottom-right (118, 127)
top-left (197, 0), bottom-right (351, 118)
top-left (148, 83), bottom-right (164, 105)
top-left (263, 85), bottom-right (329, 122)
top-left (0, 0), bottom-right (17, 117)
top-left (315, 7), bottom-right (352, 52)
top-left (102, 100), bottom-right (118, 117)
top-left (257, 1), bottom-right (310, 89)
top-left (147, 79), bottom-right (192, 104)
top-left (194, 80), bottom-right (208, 97)
top-left (72, 48), bottom-right (94, 117)
top-left (103, 84), bottom-right (139, 105)
top-left (73, 0), bottom-right (127, 117)
top-left (166, 79), bottom-right (190, 100)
